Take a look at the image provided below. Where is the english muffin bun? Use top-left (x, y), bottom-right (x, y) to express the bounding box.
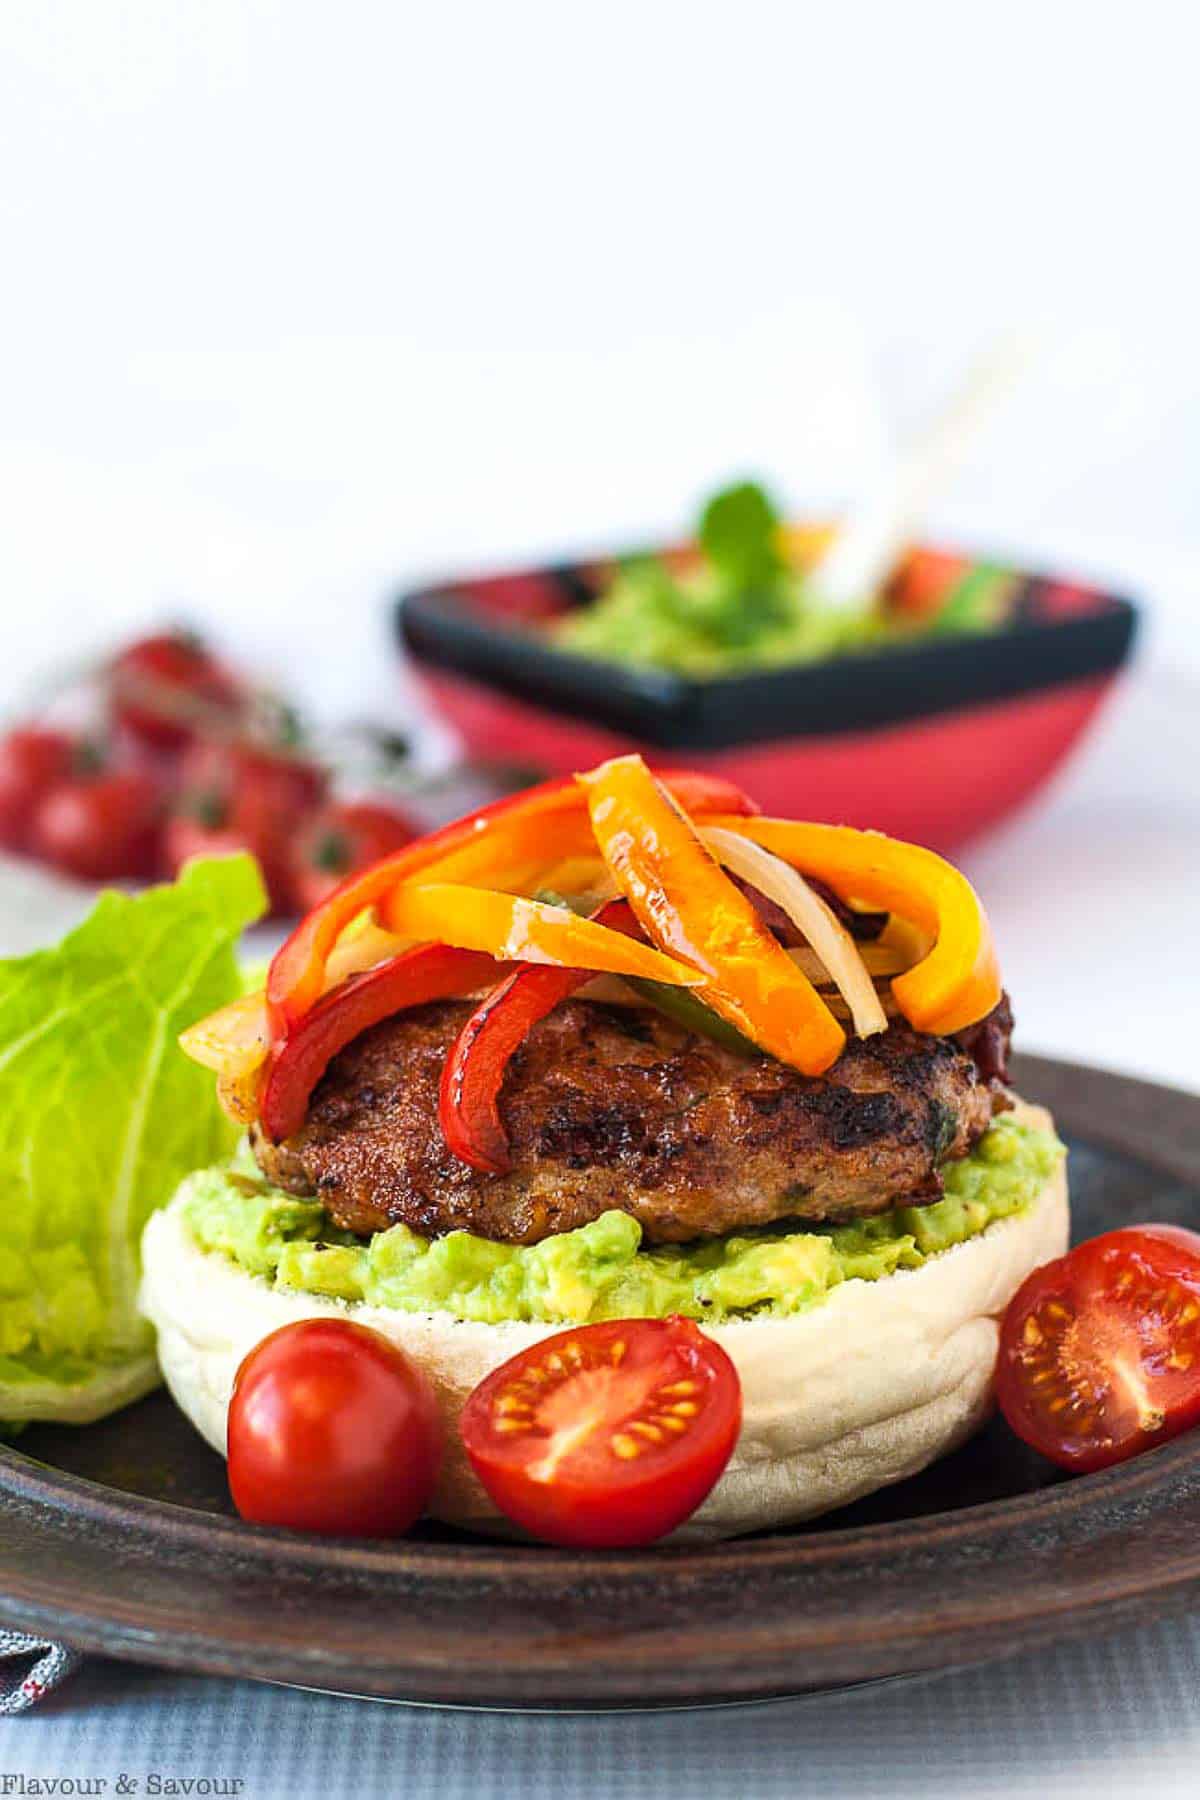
top-left (139, 1100), bottom-right (1067, 1541)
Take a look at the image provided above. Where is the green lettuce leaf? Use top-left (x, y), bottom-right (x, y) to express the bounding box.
top-left (0, 855), bottom-right (266, 1425)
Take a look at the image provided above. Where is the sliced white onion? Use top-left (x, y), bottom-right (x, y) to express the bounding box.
top-left (324, 917), bottom-right (410, 988)
top-left (789, 942), bottom-right (911, 985)
top-left (702, 826), bottom-right (888, 1039)
top-left (574, 974), bottom-right (641, 1007)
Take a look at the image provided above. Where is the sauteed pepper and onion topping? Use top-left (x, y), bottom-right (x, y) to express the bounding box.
top-left (181, 756), bottom-right (1003, 1190)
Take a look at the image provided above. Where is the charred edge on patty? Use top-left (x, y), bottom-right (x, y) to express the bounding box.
top-left (251, 994), bottom-right (1014, 1248)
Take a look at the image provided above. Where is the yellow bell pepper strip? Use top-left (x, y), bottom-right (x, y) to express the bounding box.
top-left (266, 769), bottom-right (757, 1039)
top-left (878, 912), bottom-right (935, 968)
top-left (379, 882), bottom-right (705, 989)
top-left (578, 756), bottom-right (845, 1075)
top-left (702, 815), bottom-right (1001, 1035)
top-left (179, 990), bottom-right (270, 1078)
top-left (217, 1060), bottom-right (268, 1128)
top-left (324, 916), bottom-right (410, 985)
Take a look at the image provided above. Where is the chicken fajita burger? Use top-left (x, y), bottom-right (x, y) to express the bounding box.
top-left (141, 755), bottom-right (1067, 1540)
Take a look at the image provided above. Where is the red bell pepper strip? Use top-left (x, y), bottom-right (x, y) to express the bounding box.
top-left (438, 899), bottom-right (641, 1174)
top-left (259, 945), bottom-right (500, 1144)
top-left (266, 769), bottom-right (757, 1041)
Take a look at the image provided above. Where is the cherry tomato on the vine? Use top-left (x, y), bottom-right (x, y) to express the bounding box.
top-left (164, 787), bottom-right (290, 911)
top-left (460, 1316), bottom-right (742, 1548)
top-left (228, 1319), bottom-right (443, 1537)
top-left (178, 738), bottom-right (326, 821)
top-left (165, 739), bottom-right (328, 910)
top-left (111, 632), bottom-right (242, 751)
top-left (997, 1224), bottom-right (1200, 1473)
top-left (0, 729), bottom-right (80, 851)
top-left (32, 768), bottom-right (163, 881)
top-left (290, 800), bottom-right (417, 912)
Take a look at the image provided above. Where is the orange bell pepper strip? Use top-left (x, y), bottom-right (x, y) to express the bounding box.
top-left (379, 882), bottom-right (704, 989)
top-left (578, 756), bottom-right (845, 1075)
top-left (266, 769), bottom-right (757, 1038)
top-left (703, 816), bottom-right (1001, 1035)
top-left (416, 808), bottom-right (601, 897)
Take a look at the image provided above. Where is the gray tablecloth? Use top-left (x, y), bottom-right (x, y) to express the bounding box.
top-left (2, 1611), bottom-right (1198, 1799)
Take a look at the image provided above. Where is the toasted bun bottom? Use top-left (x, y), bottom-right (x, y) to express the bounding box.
top-left (139, 1100), bottom-right (1067, 1541)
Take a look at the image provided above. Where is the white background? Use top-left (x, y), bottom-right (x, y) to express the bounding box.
top-left (1, 0), bottom-right (1198, 1084)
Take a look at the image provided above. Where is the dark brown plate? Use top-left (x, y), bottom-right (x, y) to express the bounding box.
top-left (2, 1053), bottom-right (1200, 1710)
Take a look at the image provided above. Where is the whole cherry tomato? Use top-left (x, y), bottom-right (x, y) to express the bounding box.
top-left (290, 800), bottom-right (417, 913)
top-left (32, 768), bottom-right (163, 882)
top-left (111, 632), bottom-right (242, 751)
top-left (228, 1319), bottom-right (443, 1537)
top-left (997, 1224), bottom-right (1200, 1473)
top-left (0, 729), bottom-right (80, 851)
top-left (460, 1316), bottom-right (742, 1548)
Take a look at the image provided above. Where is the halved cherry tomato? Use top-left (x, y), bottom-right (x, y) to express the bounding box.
top-left (266, 769), bottom-right (758, 1039)
top-left (997, 1225), bottom-right (1200, 1473)
top-left (290, 800), bottom-right (418, 914)
top-left (460, 1317), bottom-right (742, 1548)
top-left (228, 1319), bottom-right (442, 1537)
top-left (33, 769), bottom-right (163, 881)
top-left (111, 631), bottom-right (243, 751)
top-left (259, 944), bottom-right (500, 1142)
top-left (0, 728), bottom-right (80, 851)
top-left (439, 898), bottom-right (640, 1173)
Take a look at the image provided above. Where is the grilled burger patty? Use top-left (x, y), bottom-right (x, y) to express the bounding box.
top-left (252, 995), bottom-right (1013, 1246)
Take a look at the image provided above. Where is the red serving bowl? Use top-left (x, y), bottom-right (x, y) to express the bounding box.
top-left (396, 544), bottom-right (1137, 852)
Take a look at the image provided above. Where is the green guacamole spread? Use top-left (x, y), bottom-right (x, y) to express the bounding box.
top-left (552, 480), bottom-right (1015, 678)
top-left (174, 1117), bottom-right (1062, 1327)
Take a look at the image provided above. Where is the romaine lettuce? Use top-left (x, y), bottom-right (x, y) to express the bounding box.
top-left (0, 855), bottom-right (265, 1425)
